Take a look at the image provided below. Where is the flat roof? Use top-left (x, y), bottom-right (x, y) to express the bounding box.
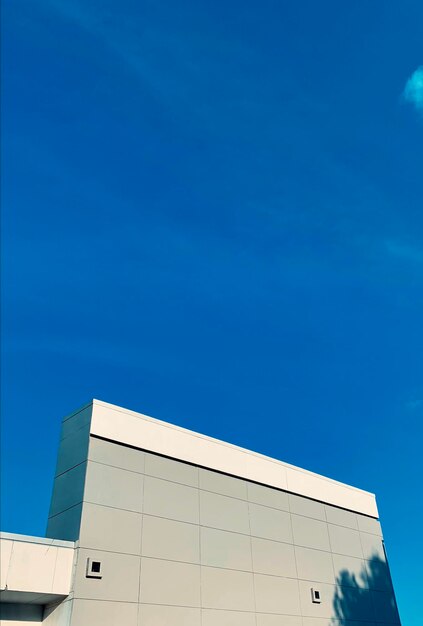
top-left (67, 399), bottom-right (379, 518)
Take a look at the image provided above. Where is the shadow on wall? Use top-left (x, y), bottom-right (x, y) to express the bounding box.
top-left (332, 552), bottom-right (401, 624)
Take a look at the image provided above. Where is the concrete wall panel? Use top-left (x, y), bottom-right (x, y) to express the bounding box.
top-left (142, 515), bottom-right (199, 563)
top-left (73, 548), bottom-right (140, 602)
top-left (69, 599), bottom-right (138, 626)
top-left (325, 505), bottom-right (358, 530)
top-left (360, 533), bottom-right (385, 561)
top-left (295, 546), bottom-right (335, 584)
top-left (328, 525), bottom-right (363, 559)
top-left (199, 490), bottom-right (250, 535)
top-left (199, 468), bottom-right (247, 499)
top-left (48, 463), bottom-right (86, 519)
top-left (140, 604), bottom-right (201, 626)
top-left (79, 502), bottom-right (142, 554)
top-left (83, 461), bottom-right (143, 512)
top-left (257, 615), bottom-right (302, 626)
top-left (247, 482), bottom-right (289, 511)
top-left (61, 405), bottom-right (92, 441)
top-left (292, 515), bottom-right (331, 551)
top-left (139, 558), bottom-right (200, 607)
top-left (200, 527), bottom-right (252, 571)
top-left (202, 609), bottom-right (256, 626)
top-left (143, 475), bottom-right (199, 524)
top-left (251, 537), bottom-right (296, 578)
top-left (201, 567), bottom-right (255, 611)
top-left (55, 426), bottom-right (90, 477)
top-left (332, 553), bottom-right (368, 587)
top-left (46, 504), bottom-right (82, 543)
top-left (357, 515), bottom-right (382, 536)
top-left (254, 574), bottom-right (301, 615)
top-left (88, 437), bottom-right (145, 474)
top-left (371, 590), bottom-right (400, 623)
top-left (289, 494), bottom-right (326, 521)
top-left (145, 452), bottom-right (198, 487)
top-left (249, 503), bottom-right (292, 543)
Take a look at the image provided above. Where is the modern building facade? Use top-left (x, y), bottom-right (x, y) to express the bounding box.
top-left (1, 399), bottom-right (401, 625)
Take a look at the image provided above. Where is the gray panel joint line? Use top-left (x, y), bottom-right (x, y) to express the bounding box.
top-left (89, 433), bottom-right (379, 522)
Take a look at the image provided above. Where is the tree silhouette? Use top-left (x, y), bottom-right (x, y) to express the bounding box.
top-left (332, 552), bottom-right (401, 624)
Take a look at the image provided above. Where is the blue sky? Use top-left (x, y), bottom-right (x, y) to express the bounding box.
top-left (1, 1), bottom-right (422, 622)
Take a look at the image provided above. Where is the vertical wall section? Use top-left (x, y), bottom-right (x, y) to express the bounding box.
top-left (45, 402), bottom-right (400, 625)
top-left (46, 404), bottom-right (92, 542)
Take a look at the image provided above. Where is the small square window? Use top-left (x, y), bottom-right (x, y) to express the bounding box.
top-left (311, 588), bottom-right (321, 603)
top-left (86, 558), bottom-right (102, 579)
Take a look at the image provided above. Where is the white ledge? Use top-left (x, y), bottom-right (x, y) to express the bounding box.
top-left (86, 399), bottom-right (378, 518)
top-left (0, 532), bottom-right (75, 549)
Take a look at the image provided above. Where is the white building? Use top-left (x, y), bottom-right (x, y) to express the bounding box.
top-left (0, 399), bottom-right (401, 625)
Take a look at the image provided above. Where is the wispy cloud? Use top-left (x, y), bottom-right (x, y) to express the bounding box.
top-left (385, 240), bottom-right (423, 264)
top-left (406, 398), bottom-right (423, 411)
top-left (403, 66), bottom-right (423, 111)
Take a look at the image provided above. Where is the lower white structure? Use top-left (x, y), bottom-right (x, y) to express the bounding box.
top-left (0, 533), bottom-right (74, 624)
top-left (1, 399), bottom-right (401, 625)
